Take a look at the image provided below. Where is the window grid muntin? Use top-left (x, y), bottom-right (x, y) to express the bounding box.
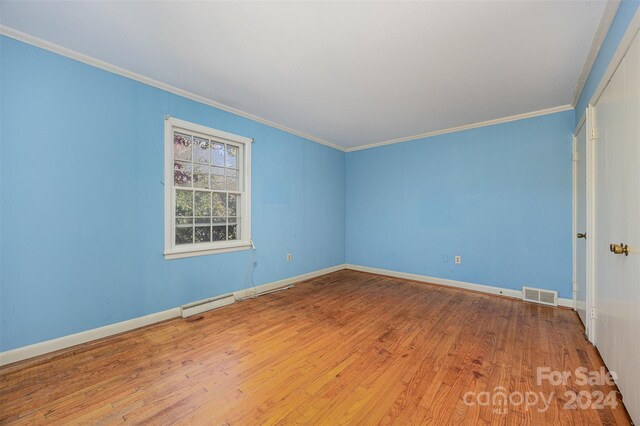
top-left (173, 126), bottom-right (243, 187)
top-left (172, 128), bottom-right (244, 247)
top-left (173, 189), bottom-right (242, 246)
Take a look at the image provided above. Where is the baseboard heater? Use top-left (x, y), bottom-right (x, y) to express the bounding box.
top-left (522, 286), bottom-right (558, 306)
top-left (181, 294), bottom-right (235, 318)
top-left (237, 284), bottom-right (295, 301)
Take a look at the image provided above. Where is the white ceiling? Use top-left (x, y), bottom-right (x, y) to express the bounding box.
top-left (1, 1), bottom-right (606, 150)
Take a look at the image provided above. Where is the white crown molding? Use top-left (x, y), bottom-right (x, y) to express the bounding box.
top-left (345, 104), bottom-right (574, 152)
top-left (0, 26), bottom-right (577, 154)
top-left (571, 0), bottom-right (621, 108)
top-left (0, 25), bottom-right (346, 152)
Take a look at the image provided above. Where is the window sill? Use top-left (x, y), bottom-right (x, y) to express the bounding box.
top-left (164, 241), bottom-right (253, 260)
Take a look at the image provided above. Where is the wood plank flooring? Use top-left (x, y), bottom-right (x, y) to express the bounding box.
top-left (0, 270), bottom-right (631, 424)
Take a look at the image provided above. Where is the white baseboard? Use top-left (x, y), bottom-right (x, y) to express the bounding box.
top-left (181, 294), bottom-right (235, 318)
top-left (1, 262), bottom-right (573, 366)
top-left (345, 264), bottom-right (574, 309)
top-left (0, 308), bottom-right (181, 366)
top-left (232, 264), bottom-right (347, 300)
top-left (0, 264), bottom-right (348, 367)
top-left (557, 298), bottom-right (575, 308)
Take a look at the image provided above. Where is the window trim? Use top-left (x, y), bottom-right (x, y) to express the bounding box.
top-left (164, 116), bottom-right (252, 260)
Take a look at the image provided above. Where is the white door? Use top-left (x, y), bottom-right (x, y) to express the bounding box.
top-left (574, 124), bottom-right (588, 327)
top-left (592, 29), bottom-right (640, 424)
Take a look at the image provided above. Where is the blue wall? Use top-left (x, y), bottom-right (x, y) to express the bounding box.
top-left (0, 36), bottom-right (345, 351)
top-left (575, 0), bottom-right (640, 124)
top-left (346, 111), bottom-right (574, 298)
top-left (1, 25), bottom-right (589, 352)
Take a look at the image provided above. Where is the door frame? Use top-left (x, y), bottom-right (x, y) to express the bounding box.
top-left (572, 131), bottom-right (577, 310)
top-left (572, 113), bottom-right (592, 338)
top-left (572, 118), bottom-right (585, 317)
top-left (585, 106), bottom-right (596, 343)
top-left (577, 8), bottom-right (640, 345)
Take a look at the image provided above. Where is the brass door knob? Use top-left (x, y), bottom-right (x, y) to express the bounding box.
top-left (577, 233), bottom-right (587, 239)
top-left (609, 243), bottom-right (629, 256)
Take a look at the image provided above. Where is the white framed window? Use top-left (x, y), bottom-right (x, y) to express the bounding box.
top-left (164, 117), bottom-right (252, 259)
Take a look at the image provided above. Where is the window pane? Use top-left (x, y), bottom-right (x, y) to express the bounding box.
top-left (193, 137), bottom-right (209, 164)
top-left (211, 143), bottom-right (225, 167)
top-left (174, 133), bottom-right (192, 161)
top-left (175, 190), bottom-right (193, 216)
top-left (212, 192), bottom-right (226, 217)
top-left (174, 161), bottom-right (192, 187)
top-left (194, 191), bottom-right (211, 217)
top-left (211, 166), bottom-right (225, 190)
top-left (226, 145), bottom-right (238, 168)
top-left (175, 226), bottom-right (193, 245)
top-left (228, 218), bottom-right (239, 240)
top-left (193, 164), bottom-right (209, 189)
top-left (176, 217), bottom-right (193, 225)
top-left (226, 169), bottom-right (239, 191)
top-left (212, 225), bottom-right (226, 241)
top-left (195, 226), bottom-right (211, 243)
top-left (228, 194), bottom-right (239, 216)
top-left (170, 123), bottom-right (247, 251)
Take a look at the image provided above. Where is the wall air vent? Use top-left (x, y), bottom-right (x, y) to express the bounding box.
top-left (522, 286), bottom-right (558, 307)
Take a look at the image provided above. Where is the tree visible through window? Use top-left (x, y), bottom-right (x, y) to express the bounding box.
top-left (164, 117), bottom-right (251, 259)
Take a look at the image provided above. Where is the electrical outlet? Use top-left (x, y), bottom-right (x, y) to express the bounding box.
top-left (454, 256), bottom-right (461, 264)
top-left (287, 253), bottom-right (292, 262)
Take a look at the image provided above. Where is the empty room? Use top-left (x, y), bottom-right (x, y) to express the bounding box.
top-left (1, 0), bottom-right (639, 424)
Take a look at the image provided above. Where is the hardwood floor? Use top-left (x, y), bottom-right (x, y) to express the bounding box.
top-left (0, 270), bottom-right (631, 425)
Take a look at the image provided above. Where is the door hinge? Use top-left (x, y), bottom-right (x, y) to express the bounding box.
top-left (572, 281), bottom-right (577, 292)
top-left (590, 307), bottom-right (598, 319)
top-left (572, 152), bottom-right (579, 162)
top-left (590, 127), bottom-right (599, 140)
